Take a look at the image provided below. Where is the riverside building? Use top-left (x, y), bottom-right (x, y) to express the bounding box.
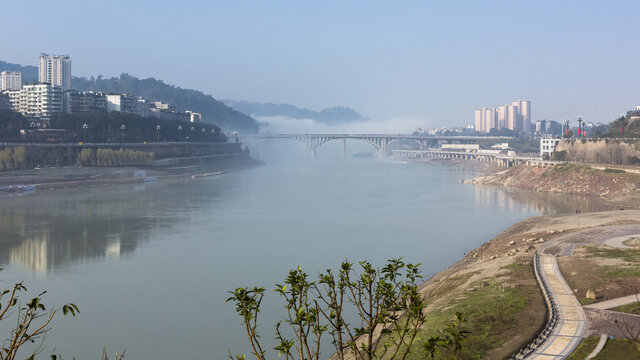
top-left (39, 53), bottom-right (71, 91)
top-left (63, 91), bottom-right (107, 114)
top-left (7, 84), bottom-right (63, 126)
top-left (540, 134), bottom-right (560, 157)
top-left (106, 94), bottom-right (149, 118)
top-left (187, 110), bottom-right (201, 122)
top-left (0, 71), bottom-right (22, 91)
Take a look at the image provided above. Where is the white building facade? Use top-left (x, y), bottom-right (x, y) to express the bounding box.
top-left (106, 94), bottom-right (149, 118)
top-left (7, 84), bottom-right (63, 125)
top-left (540, 134), bottom-right (560, 157)
top-left (39, 53), bottom-right (71, 91)
top-left (63, 91), bottom-right (107, 113)
top-left (0, 71), bottom-right (22, 91)
top-left (475, 100), bottom-right (531, 133)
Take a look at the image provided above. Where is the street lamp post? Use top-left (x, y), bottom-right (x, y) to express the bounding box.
top-left (120, 124), bottom-right (126, 143)
top-left (156, 124), bottom-right (161, 142)
top-left (190, 126), bottom-right (195, 141)
top-left (577, 117), bottom-right (584, 138)
top-left (178, 125), bottom-right (183, 142)
top-left (82, 123), bottom-right (88, 143)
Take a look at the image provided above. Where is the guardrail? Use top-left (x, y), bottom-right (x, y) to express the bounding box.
top-left (509, 252), bottom-right (560, 360)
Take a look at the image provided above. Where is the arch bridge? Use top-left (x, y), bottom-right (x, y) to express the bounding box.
top-left (240, 134), bottom-right (509, 158)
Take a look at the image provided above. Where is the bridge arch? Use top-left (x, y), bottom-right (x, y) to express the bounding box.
top-left (385, 138), bottom-right (424, 150)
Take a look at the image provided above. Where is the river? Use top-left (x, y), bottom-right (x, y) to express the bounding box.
top-left (0, 141), bottom-right (608, 359)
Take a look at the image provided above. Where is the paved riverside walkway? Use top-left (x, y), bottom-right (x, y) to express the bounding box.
top-left (584, 293), bottom-right (640, 310)
top-left (521, 224), bottom-right (640, 359)
top-left (524, 254), bottom-right (586, 359)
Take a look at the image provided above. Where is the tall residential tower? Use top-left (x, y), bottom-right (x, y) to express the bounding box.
top-left (474, 100), bottom-right (531, 133)
top-left (39, 53), bottom-right (71, 91)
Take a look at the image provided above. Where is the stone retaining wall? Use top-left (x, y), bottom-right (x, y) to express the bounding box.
top-left (555, 139), bottom-right (640, 165)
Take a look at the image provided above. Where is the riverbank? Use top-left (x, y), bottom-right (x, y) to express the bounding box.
top-left (409, 209), bottom-right (640, 359)
top-left (463, 162), bottom-right (640, 209)
top-left (389, 157), bottom-right (640, 358)
top-left (0, 153), bottom-right (263, 192)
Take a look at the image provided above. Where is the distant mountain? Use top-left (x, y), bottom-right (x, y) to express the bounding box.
top-left (0, 61), bottom-right (259, 133)
top-left (224, 100), bottom-right (365, 124)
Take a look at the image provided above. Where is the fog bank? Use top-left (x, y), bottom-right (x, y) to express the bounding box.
top-left (256, 115), bottom-right (430, 134)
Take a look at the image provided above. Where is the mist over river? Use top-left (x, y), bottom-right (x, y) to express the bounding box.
top-left (0, 141), bottom-right (608, 359)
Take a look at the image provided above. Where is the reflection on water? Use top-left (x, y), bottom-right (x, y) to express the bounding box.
top-left (474, 185), bottom-right (611, 216)
top-left (0, 168), bottom-right (608, 275)
top-left (0, 181), bottom-right (224, 274)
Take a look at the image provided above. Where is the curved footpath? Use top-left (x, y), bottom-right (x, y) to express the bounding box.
top-left (518, 224), bottom-right (640, 359)
top-left (521, 253), bottom-right (586, 359)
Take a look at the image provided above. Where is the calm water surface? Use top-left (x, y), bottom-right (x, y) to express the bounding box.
top-left (0, 142), bottom-right (608, 359)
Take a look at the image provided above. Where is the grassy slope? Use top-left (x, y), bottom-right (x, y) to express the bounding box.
top-left (567, 337), bottom-right (639, 359)
top-left (404, 260), bottom-right (543, 359)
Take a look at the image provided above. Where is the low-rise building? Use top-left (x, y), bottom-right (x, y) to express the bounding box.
top-left (540, 134), bottom-right (560, 157)
top-left (441, 144), bottom-right (480, 152)
top-left (186, 110), bottom-right (201, 123)
top-left (149, 107), bottom-right (189, 122)
top-left (63, 90), bottom-right (107, 113)
top-left (106, 94), bottom-right (149, 118)
top-left (4, 90), bottom-right (22, 111)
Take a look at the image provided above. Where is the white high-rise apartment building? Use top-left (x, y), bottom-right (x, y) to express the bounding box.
top-left (474, 109), bottom-right (483, 133)
top-left (497, 105), bottom-right (509, 130)
top-left (482, 108), bottom-right (496, 133)
top-left (39, 53), bottom-right (71, 91)
top-left (507, 105), bottom-right (519, 131)
top-left (1, 71), bottom-right (22, 91)
top-left (520, 100), bottom-right (531, 132)
top-left (475, 100), bottom-right (531, 133)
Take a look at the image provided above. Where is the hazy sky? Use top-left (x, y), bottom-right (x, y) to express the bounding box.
top-left (2, 0), bottom-right (640, 128)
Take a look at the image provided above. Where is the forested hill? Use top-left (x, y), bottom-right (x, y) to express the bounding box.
top-left (72, 75), bottom-right (258, 132)
top-left (0, 61), bottom-right (37, 83)
top-left (0, 61), bottom-right (259, 133)
top-left (224, 100), bottom-right (365, 124)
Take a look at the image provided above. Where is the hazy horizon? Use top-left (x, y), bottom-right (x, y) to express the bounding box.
top-left (2, 1), bottom-right (640, 129)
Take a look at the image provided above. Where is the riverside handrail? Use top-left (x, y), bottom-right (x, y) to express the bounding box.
top-left (509, 252), bottom-right (559, 360)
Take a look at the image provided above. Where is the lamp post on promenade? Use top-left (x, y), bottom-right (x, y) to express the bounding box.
top-left (82, 123), bottom-right (88, 143)
top-left (178, 125), bottom-right (183, 142)
top-left (120, 124), bottom-right (126, 143)
top-left (577, 117), bottom-right (584, 138)
top-left (156, 124), bottom-right (161, 142)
